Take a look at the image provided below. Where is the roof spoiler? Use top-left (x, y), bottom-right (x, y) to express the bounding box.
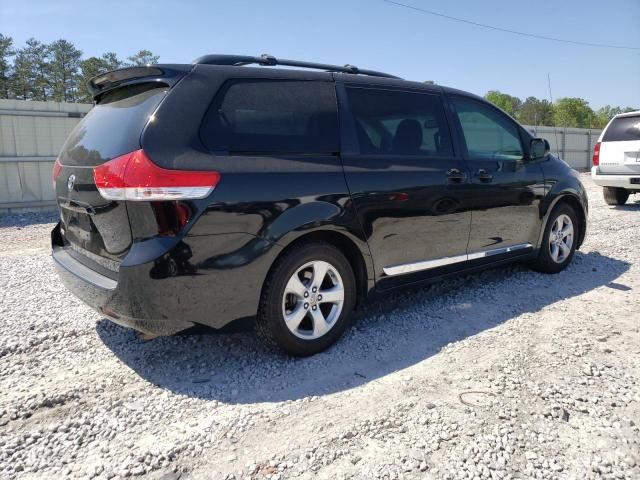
top-left (88, 65), bottom-right (190, 101)
top-left (191, 53), bottom-right (401, 79)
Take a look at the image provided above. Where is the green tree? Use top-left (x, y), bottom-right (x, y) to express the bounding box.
top-left (593, 105), bottom-right (637, 128)
top-left (484, 90), bottom-right (522, 117)
top-left (49, 39), bottom-right (82, 102)
top-left (553, 97), bottom-right (595, 128)
top-left (76, 52), bottom-right (123, 102)
top-left (77, 57), bottom-right (107, 103)
top-left (595, 105), bottom-right (623, 128)
top-left (101, 51), bottom-right (123, 71)
top-left (126, 49), bottom-right (159, 66)
top-left (0, 34), bottom-right (15, 99)
top-left (11, 38), bottom-right (51, 100)
top-left (518, 97), bottom-right (554, 126)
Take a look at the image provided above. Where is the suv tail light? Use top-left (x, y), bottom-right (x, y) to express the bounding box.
top-left (93, 149), bottom-right (220, 201)
top-left (592, 142), bottom-right (601, 167)
top-left (52, 159), bottom-right (62, 188)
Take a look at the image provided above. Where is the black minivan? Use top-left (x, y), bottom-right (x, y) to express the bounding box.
top-left (52, 54), bottom-right (588, 356)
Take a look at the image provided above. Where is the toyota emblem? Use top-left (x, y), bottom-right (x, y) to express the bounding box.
top-left (67, 174), bottom-right (76, 191)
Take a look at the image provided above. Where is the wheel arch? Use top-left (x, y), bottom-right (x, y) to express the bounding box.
top-left (537, 192), bottom-right (587, 250)
top-left (264, 228), bottom-right (373, 308)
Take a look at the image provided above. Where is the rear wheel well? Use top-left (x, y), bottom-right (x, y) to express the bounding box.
top-left (554, 195), bottom-right (586, 248)
top-left (269, 231), bottom-right (368, 307)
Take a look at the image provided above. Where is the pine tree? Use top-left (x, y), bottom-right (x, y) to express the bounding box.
top-left (76, 52), bottom-right (123, 102)
top-left (126, 50), bottom-right (159, 66)
top-left (101, 52), bottom-right (123, 71)
top-left (0, 34), bottom-right (15, 99)
top-left (11, 38), bottom-right (51, 100)
top-left (49, 39), bottom-right (82, 102)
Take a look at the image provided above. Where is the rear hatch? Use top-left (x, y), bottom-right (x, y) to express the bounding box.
top-left (598, 114), bottom-right (640, 174)
top-left (54, 79), bottom-right (176, 278)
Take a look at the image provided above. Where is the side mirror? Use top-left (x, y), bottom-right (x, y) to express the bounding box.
top-left (530, 138), bottom-right (549, 160)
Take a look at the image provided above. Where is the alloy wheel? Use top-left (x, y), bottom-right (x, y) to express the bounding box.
top-left (548, 214), bottom-right (574, 264)
top-left (281, 260), bottom-right (345, 340)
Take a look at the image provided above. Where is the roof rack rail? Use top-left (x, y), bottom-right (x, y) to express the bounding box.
top-left (191, 54), bottom-right (401, 79)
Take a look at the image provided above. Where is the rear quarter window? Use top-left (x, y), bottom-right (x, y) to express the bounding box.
top-left (200, 80), bottom-right (339, 154)
top-left (603, 115), bottom-right (640, 142)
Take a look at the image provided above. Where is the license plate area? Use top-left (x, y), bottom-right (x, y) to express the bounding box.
top-left (62, 206), bottom-right (94, 244)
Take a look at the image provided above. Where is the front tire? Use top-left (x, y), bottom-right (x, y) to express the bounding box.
top-left (531, 203), bottom-right (578, 274)
top-left (256, 242), bottom-right (356, 356)
top-left (603, 187), bottom-right (629, 206)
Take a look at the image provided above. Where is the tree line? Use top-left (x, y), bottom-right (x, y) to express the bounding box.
top-left (1, 34), bottom-right (636, 129)
top-left (483, 90), bottom-right (636, 129)
top-left (0, 34), bottom-right (159, 103)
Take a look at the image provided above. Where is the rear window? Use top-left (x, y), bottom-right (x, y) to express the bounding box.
top-left (59, 84), bottom-right (168, 166)
top-left (200, 80), bottom-right (339, 154)
top-left (603, 115), bottom-right (640, 142)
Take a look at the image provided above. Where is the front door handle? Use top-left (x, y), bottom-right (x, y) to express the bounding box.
top-left (475, 169), bottom-right (494, 182)
top-left (446, 168), bottom-right (467, 183)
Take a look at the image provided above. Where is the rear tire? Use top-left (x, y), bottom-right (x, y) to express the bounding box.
top-left (531, 203), bottom-right (578, 274)
top-left (603, 187), bottom-right (629, 206)
top-left (256, 242), bottom-right (356, 357)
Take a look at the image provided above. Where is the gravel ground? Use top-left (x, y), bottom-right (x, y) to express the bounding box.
top-left (1, 174), bottom-right (639, 480)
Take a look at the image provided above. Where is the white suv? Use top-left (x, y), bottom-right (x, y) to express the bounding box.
top-left (591, 111), bottom-right (640, 205)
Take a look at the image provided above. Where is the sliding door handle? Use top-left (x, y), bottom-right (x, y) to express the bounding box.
top-left (446, 168), bottom-right (466, 183)
top-left (475, 169), bottom-right (494, 182)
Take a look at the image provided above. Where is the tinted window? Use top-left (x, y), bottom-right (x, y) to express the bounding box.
top-left (603, 115), bottom-right (640, 142)
top-left (345, 87), bottom-right (453, 157)
top-left (201, 80), bottom-right (339, 154)
top-left (60, 84), bottom-right (168, 166)
top-left (452, 96), bottom-right (524, 161)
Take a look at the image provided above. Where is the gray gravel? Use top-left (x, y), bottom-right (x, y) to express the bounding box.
top-left (1, 174), bottom-right (639, 480)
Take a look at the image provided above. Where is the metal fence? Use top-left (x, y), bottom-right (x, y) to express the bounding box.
top-left (524, 125), bottom-right (601, 171)
top-left (0, 100), bottom-right (600, 212)
top-left (0, 99), bottom-right (91, 212)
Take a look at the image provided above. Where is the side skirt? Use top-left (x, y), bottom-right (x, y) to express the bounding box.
top-left (370, 249), bottom-right (537, 297)
top-left (383, 243), bottom-right (533, 277)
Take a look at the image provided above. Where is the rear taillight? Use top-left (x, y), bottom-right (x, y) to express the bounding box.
top-left (52, 159), bottom-right (62, 188)
top-left (93, 149), bottom-right (220, 201)
top-left (592, 142), bottom-right (601, 167)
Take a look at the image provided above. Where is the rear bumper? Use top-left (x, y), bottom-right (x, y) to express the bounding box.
top-left (591, 167), bottom-right (640, 189)
top-left (52, 223), bottom-right (281, 335)
top-left (53, 246), bottom-right (193, 335)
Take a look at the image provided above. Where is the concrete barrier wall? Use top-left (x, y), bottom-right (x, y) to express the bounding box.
top-left (0, 100), bottom-right (600, 212)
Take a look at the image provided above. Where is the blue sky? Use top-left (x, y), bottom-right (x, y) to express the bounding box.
top-left (2, 0), bottom-right (639, 109)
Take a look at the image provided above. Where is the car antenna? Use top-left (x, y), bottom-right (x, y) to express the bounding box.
top-left (547, 73), bottom-right (560, 158)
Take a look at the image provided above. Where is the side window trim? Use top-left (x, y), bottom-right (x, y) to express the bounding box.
top-left (448, 94), bottom-right (526, 161)
top-left (340, 84), bottom-right (457, 159)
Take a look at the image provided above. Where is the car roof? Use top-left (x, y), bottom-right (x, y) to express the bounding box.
top-left (332, 72), bottom-right (491, 103)
top-left (613, 110), bottom-right (640, 119)
top-left (184, 53), bottom-right (493, 99)
top-left (193, 63), bottom-right (335, 81)
top-left (186, 63), bottom-right (483, 102)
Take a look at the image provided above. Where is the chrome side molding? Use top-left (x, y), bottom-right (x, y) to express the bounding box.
top-left (467, 243), bottom-right (533, 261)
top-left (383, 243), bottom-right (533, 277)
